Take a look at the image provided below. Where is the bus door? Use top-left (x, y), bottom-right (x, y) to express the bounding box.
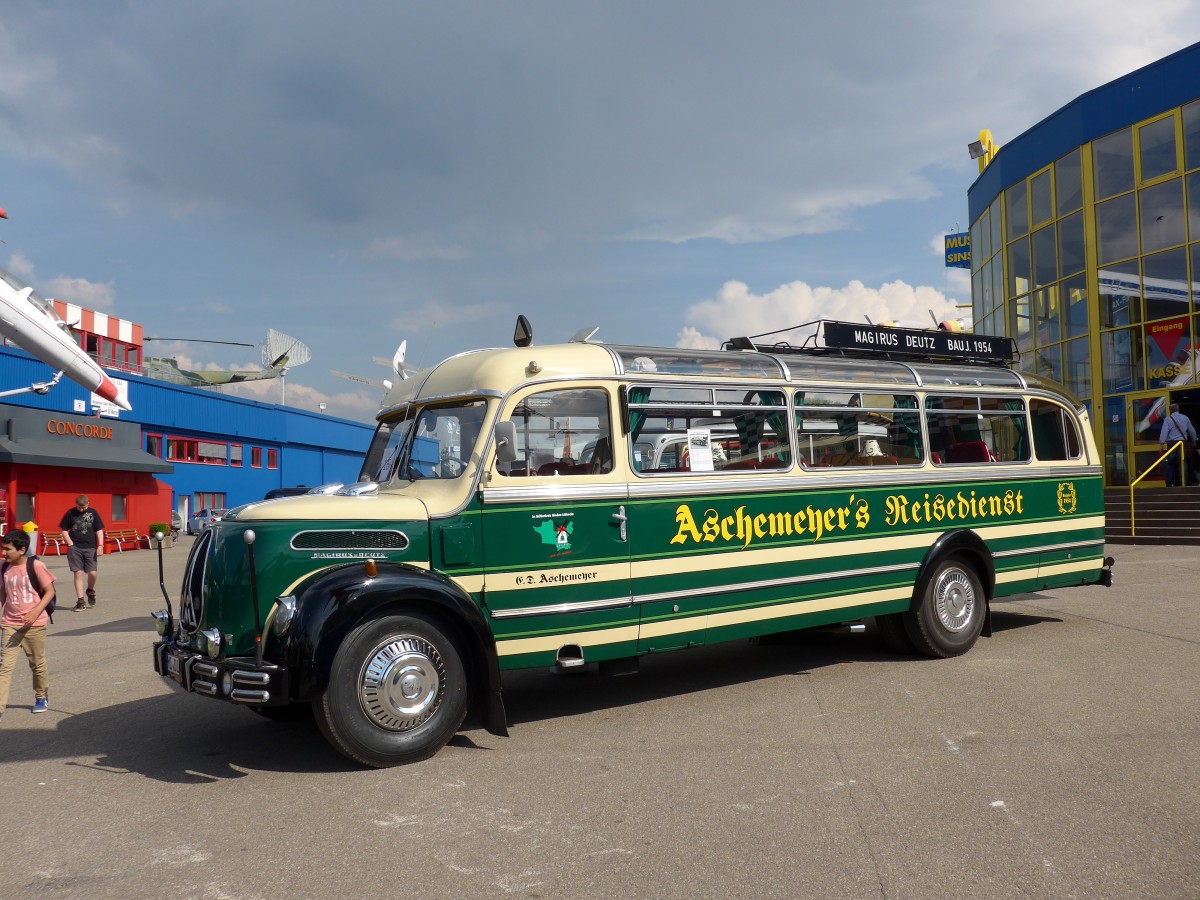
top-left (1127, 390), bottom-right (1171, 485)
top-left (481, 386), bottom-right (635, 667)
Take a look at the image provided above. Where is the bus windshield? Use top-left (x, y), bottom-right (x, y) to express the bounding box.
top-left (360, 399), bottom-right (489, 483)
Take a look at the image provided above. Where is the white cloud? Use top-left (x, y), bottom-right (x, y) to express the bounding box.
top-left (5, 252), bottom-right (115, 311)
top-left (677, 278), bottom-right (963, 349)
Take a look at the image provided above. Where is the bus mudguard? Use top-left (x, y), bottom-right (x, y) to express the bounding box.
top-left (286, 562), bottom-right (508, 737)
top-left (915, 530), bottom-right (997, 637)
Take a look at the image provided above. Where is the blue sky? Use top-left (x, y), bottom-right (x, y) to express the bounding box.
top-left (1, 3), bottom-right (1195, 422)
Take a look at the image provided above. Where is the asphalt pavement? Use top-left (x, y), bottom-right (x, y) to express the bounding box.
top-left (0, 537), bottom-right (1196, 899)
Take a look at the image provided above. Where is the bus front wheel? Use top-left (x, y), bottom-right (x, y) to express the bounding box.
top-left (315, 613), bottom-right (468, 767)
top-left (904, 556), bottom-right (985, 658)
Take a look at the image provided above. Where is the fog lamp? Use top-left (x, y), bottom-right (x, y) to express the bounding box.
top-left (151, 610), bottom-right (170, 636)
top-left (272, 596), bottom-right (297, 637)
top-left (200, 627), bottom-right (222, 660)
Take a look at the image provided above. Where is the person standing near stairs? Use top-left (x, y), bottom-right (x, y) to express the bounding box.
top-left (1158, 404), bottom-right (1197, 488)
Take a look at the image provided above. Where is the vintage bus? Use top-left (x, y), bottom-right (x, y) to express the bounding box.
top-left (151, 320), bottom-right (1112, 767)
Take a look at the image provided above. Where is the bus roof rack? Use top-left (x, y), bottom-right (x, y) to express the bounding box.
top-left (723, 319), bottom-right (1016, 367)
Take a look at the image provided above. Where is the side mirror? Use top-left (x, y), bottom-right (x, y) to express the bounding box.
top-left (494, 420), bottom-right (518, 462)
top-left (513, 315), bottom-right (533, 348)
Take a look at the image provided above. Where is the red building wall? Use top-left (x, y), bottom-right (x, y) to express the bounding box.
top-left (2, 465), bottom-right (172, 540)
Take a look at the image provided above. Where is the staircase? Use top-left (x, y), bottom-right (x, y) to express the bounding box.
top-left (1105, 487), bottom-right (1200, 544)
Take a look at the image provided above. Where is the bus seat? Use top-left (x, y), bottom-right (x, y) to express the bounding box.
top-left (537, 461), bottom-right (578, 476)
top-left (946, 441), bottom-right (996, 463)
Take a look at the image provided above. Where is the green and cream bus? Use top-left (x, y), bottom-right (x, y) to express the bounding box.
top-left (152, 319), bottom-right (1112, 767)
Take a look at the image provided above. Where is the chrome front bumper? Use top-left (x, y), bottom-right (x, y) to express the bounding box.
top-left (153, 641), bottom-right (290, 706)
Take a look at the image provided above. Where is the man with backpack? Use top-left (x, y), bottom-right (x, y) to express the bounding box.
top-left (0, 528), bottom-right (56, 719)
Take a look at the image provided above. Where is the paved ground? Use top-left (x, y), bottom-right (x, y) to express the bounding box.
top-left (0, 538), bottom-right (1196, 899)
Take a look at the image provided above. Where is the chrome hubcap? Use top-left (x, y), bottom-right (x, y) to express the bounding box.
top-left (359, 637), bottom-right (444, 731)
top-left (934, 568), bottom-right (976, 633)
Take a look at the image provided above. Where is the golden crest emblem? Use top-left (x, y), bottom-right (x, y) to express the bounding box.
top-left (1056, 482), bottom-right (1077, 515)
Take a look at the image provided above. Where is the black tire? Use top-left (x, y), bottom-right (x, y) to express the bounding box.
top-left (903, 555), bottom-right (986, 658)
top-left (873, 613), bottom-right (918, 654)
top-left (314, 613), bottom-right (467, 767)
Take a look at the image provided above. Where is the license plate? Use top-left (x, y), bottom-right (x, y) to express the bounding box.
top-left (167, 652), bottom-right (183, 680)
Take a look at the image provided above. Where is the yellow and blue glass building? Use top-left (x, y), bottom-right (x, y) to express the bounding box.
top-left (968, 40), bottom-right (1200, 487)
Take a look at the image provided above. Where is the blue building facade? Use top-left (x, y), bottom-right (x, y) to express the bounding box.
top-left (0, 343), bottom-right (373, 525)
top-left (967, 40), bottom-right (1200, 487)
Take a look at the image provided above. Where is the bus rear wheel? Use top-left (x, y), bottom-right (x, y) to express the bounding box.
top-left (903, 556), bottom-right (985, 658)
top-left (315, 613), bottom-right (467, 767)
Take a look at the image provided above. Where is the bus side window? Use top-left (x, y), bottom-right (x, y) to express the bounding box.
top-left (495, 387), bottom-right (613, 477)
top-left (928, 396), bottom-right (1029, 464)
top-left (796, 391), bottom-right (923, 466)
top-left (1030, 399), bottom-right (1082, 460)
top-left (628, 386), bottom-right (791, 474)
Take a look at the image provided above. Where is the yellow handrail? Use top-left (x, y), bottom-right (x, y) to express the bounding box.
top-left (1128, 440), bottom-right (1187, 536)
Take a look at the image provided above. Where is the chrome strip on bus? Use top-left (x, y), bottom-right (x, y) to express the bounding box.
top-left (992, 539), bottom-right (1104, 559)
top-left (631, 560), bottom-right (921, 606)
top-left (489, 595), bottom-right (634, 619)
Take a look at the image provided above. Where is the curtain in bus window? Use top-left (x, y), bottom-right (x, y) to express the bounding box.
top-left (1004, 399), bottom-right (1030, 460)
top-left (891, 395), bottom-right (921, 458)
top-left (760, 392), bottom-right (791, 465)
top-left (626, 386), bottom-right (651, 441)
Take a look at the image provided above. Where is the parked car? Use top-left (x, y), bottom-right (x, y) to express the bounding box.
top-left (187, 508), bottom-right (226, 534)
top-left (263, 485), bottom-right (310, 500)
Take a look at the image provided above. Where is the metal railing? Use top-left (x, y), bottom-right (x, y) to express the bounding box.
top-left (1128, 440), bottom-right (1189, 537)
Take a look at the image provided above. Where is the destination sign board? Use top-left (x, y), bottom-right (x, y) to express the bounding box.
top-left (822, 321), bottom-right (1015, 363)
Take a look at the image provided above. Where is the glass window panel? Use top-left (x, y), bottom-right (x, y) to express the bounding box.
top-left (1187, 170), bottom-right (1200, 240)
top-left (1062, 336), bottom-right (1090, 400)
top-left (1034, 342), bottom-right (1062, 385)
top-left (989, 197), bottom-right (1003, 258)
top-left (1055, 149), bottom-right (1083, 216)
top-left (972, 269), bottom-right (983, 320)
top-left (1094, 128), bottom-right (1135, 200)
top-left (1098, 269), bottom-right (1141, 328)
top-left (616, 348), bottom-right (783, 378)
top-left (1185, 100), bottom-right (1200, 172)
top-left (1139, 177), bottom-right (1186, 253)
top-left (1005, 180), bottom-right (1028, 240)
top-left (1007, 236), bottom-right (1030, 298)
top-left (1058, 211), bottom-right (1085, 278)
top-left (980, 259), bottom-right (994, 313)
top-left (1011, 295), bottom-right (1032, 355)
top-left (1096, 193), bottom-right (1138, 264)
top-left (1064, 276), bottom-right (1089, 338)
top-left (1030, 169), bottom-right (1053, 225)
top-left (979, 208), bottom-right (991, 261)
top-left (1138, 116), bottom-right (1178, 182)
top-left (1142, 248), bottom-right (1190, 321)
top-left (1032, 224), bottom-right (1057, 287)
top-left (1101, 327), bottom-right (1144, 393)
top-left (112, 495), bottom-right (127, 521)
top-left (1034, 286), bottom-right (1061, 346)
top-left (991, 262), bottom-right (1003, 319)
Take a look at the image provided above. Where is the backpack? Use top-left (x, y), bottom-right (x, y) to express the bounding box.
top-left (1, 556), bottom-right (56, 623)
